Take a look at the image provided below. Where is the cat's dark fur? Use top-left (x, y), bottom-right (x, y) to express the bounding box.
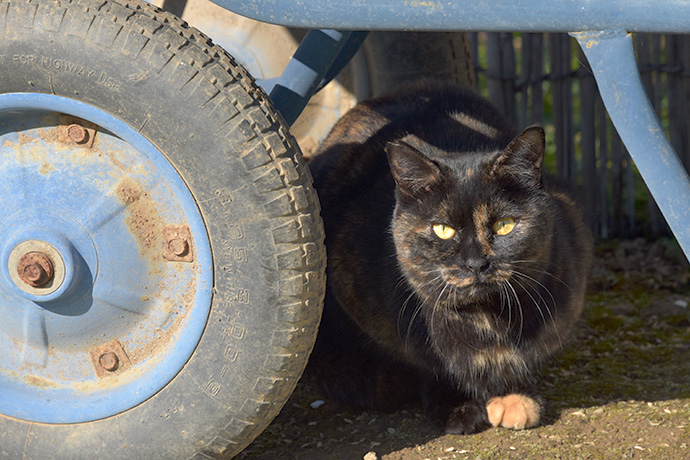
top-left (306, 80), bottom-right (593, 434)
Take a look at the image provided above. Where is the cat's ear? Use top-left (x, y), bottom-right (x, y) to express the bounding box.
top-left (386, 140), bottom-right (442, 198)
top-left (492, 126), bottom-right (545, 186)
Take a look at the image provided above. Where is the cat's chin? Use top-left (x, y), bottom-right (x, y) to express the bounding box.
top-left (441, 282), bottom-right (501, 307)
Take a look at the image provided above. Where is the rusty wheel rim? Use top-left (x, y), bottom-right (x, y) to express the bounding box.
top-left (0, 94), bottom-right (213, 423)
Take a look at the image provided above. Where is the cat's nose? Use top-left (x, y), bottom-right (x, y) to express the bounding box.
top-left (465, 258), bottom-right (490, 276)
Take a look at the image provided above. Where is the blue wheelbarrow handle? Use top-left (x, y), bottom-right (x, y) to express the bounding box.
top-left (211, 0), bottom-right (690, 34)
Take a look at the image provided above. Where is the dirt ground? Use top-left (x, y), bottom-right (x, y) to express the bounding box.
top-left (237, 239), bottom-right (690, 460)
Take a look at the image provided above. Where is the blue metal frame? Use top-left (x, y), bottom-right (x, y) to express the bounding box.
top-left (573, 30), bottom-right (690, 258)
top-left (268, 30), bottom-right (355, 126)
top-left (221, 1), bottom-right (690, 261)
top-left (213, 0), bottom-right (690, 33)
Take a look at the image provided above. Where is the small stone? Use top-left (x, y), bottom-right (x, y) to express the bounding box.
top-left (363, 452), bottom-right (378, 460)
top-left (309, 400), bottom-right (325, 409)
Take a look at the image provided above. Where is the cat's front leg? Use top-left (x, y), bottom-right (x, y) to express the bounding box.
top-left (444, 399), bottom-right (492, 434)
top-left (485, 393), bottom-right (542, 430)
top-left (421, 378), bottom-right (491, 434)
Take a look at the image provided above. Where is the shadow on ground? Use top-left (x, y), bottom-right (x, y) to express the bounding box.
top-left (237, 239), bottom-right (690, 460)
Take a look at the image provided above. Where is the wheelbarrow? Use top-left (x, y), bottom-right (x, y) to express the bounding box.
top-left (1, 0), bottom-right (689, 458)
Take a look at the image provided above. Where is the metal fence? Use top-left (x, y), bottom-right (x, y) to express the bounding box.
top-left (468, 32), bottom-right (690, 240)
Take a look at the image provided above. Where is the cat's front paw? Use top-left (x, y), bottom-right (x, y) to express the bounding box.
top-left (444, 400), bottom-right (491, 435)
top-left (486, 394), bottom-right (541, 430)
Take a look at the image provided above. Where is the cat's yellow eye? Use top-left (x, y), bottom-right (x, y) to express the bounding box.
top-left (493, 217), bottom-right (516, 236)
top-left (432, 223), bottom-right (456, 240)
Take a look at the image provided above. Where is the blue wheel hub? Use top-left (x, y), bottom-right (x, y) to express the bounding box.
top-left (0, 94), bottom-right (213, 423)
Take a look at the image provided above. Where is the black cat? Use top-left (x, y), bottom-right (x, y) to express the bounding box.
top-left (306, 80), bottom-right (593, 434)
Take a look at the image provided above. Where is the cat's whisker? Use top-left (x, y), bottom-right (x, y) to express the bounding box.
top-left (498, 282), bottom-right (510, 318)
top-left (428, 283), bottom-right (445, 356)
top-left (398, 291), bottom-right (418, 342)
top-left (402, 274), bottom-right (448, 348)
top-left (404, 303), bottom-right (425, 352)
top-left (399, 275), bottom-right (444, 350)
top-left (395, 276), bottom-right (415, 322)
top-left (510, 260), bottom-right (573, 292)
top-left (502, 280), bottom-right (516, 330)
top-left (510, 276), bottom-right (548, 333)
top-left (511, 271), bottom-right (564, 349)
top-left (511, 270), bottom-right (559, 315)
top-left (504, 280), bottom-right (525, 344)
top-left (515, 277), bottom-right (562, 353)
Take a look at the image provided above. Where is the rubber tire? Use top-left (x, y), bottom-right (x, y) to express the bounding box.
top-left (0, 0), bottom-right (325, 458)
top-left (360, 31), bottom-right (475, 98)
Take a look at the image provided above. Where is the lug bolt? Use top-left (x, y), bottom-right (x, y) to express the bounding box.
top-left (168, 237), bottom-right (189, 257)
top-left (99, 352), bottom-right (119, 372)
top-left (67, 124), bottom-right (88, 143)
top-left (17, 252), bottom-right (54, 287)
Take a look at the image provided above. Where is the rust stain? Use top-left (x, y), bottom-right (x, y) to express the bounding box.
top-left (406, 0), bottom-right (438, 8)
top-left (23, 374), bottom-right (59, 388)
top-left (128, 274), bottom-right (197, 367)
top-left (117, 177), bottom-right (162, 253)
top-left (17, 132), bottom-right (34, 145)
top-left (39, 162), bottom-right (55, 175)
top-left (117, 177), bottom-right (142, 204)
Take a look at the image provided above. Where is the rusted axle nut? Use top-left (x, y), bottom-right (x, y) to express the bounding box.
top-left (98, 352), bottom-right (120, 372)
top-left (167, 237), bottom-right (189, 257)
top-left (17, 252), bottom-right (54, 287)
top-left (67, 124), bottom-right (88, 144)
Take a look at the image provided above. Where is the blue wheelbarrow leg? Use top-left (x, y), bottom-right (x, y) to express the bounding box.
top-left (267, 30), bottom-right (367, 126)
top-left (573, 29), bottom-right (690, 262)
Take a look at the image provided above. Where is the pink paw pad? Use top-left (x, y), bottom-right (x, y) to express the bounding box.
top-left (486, 394), bottom-right (541, 430)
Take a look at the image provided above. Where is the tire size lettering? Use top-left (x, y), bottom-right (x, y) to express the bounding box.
top-left (229, 288), bottom-right (251, 304)
top-left (227, 224), bottom-right (244, 240)
top-left (224, 345), bottom-right (240, 362)
top-left (221, 324), bottom-right (245, 365)
top-left (219, 234), bottom-right (249, 263)
top-left (225, 323), bottom-right (247, 340)
top-left (228, 247), bottom-right (249, 263)
top-left (217, 288), bottom-right (251, 309)
top-left (13, 54), bottom-right (35, 65)
top-left (205, 380), bottom-right (222, 397)
top-left (10, 54), bottom-right (120, 90)
top-left (219, 365), bottom-right (229, 378)
top-left (215, 188), bottom-right (233, 206)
